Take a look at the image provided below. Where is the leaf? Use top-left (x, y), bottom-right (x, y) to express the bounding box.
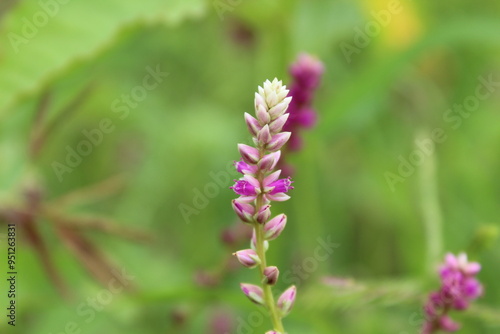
top-left (0, 0), bottom-right (206, 119)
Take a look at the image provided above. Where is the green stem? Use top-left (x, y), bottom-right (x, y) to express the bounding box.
top-left (254, 146), bottom-right (285, 333)
top-left (255, 222), bottom-right (285, 332)
top-left (416, 129), bottom-right (443, 274)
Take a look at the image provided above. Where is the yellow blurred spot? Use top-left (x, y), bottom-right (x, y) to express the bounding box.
top-left (360, 0), bottom-right (423, 50)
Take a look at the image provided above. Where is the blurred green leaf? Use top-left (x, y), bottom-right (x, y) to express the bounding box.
top-left (0, 0), bottom-right (206, 118)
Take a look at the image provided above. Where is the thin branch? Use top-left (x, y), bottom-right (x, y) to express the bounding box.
top-left (49, 174), bottom-right (126, 208)
top-left (31, 83), bottom-right (94, 158)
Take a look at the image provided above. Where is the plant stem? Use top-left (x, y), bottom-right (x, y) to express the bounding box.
top-left (416, 129), bottom-right (443, 274)
top-left (254, 146), bottom-right (285, 333)
top-left (255, 222), bottom-right (285, 332)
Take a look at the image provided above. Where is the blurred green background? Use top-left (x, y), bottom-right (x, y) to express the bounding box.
top-left (0, 0), bottom-right (499, 333)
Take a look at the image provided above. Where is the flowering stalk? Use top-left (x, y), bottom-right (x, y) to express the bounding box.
top-left (278, 53), bottom-right (324, 176)
top-left (422, 253), bottom-right (483, 333)
top-left (231, 79), bottom-right (296, 333)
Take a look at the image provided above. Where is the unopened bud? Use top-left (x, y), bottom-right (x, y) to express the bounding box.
top-left (277, 285), bottom-right (296, 317)
top-left (257, 151), bottom-right (281, 172)
top-left (232, 200), bottom-right (255, 223)
top-left (244, 113), bottom-right (262, 137)
top-left (269, 113), bottom-right (289, 134)
top-left (233, 249), bottom-right (260, 268)
top-left (268, 97), bottom-right (291, 120)
top-left (238, 144), bottom-right (260, 164)
top-left (264, 214), bottom-right (287, 240)
top-left (263, 266), bottom-right (279, 285)
top-left (255, 205), bottom-right (271, 224)
top-left (257, 124), bottom-right (272, 145)
top-left (240, 283), bottom-right (264, 305)
top-left (267, 132), bottom-right (291, 151)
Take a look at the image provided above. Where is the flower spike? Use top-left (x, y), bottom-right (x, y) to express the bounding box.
top-left (230, 78), bottom-right (296, 333)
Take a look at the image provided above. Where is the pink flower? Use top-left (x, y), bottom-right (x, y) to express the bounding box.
top-left (283, 53), bottom-right (324, 153)
top-left (234, 160), bottom-right (258, 175)
top-left (422, 253), bottom-right (483, 333)
top-left (231, 180), bottom-right (258, 196)
top-left (262, 171), bottom-right (294, 202)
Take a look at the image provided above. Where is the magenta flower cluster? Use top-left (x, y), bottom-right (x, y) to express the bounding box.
top-left (283, 53), bottom-right (324, 152)
top-left (230, 78), bottom-right (297, 333)
top-left (422, 253), bottom-right (483, 333)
